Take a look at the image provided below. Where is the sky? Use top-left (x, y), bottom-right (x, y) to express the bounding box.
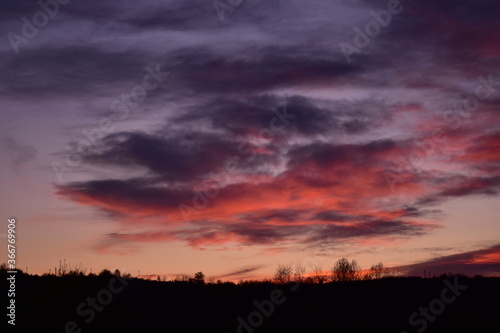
top-left (0, 0), bottom-right (499, 281)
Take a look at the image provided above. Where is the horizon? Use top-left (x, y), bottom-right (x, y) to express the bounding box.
top-left (3, 260), bottom-right (494, 283)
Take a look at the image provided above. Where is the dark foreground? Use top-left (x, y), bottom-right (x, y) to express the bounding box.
top-left (3, 273), bottom-right (500, 333)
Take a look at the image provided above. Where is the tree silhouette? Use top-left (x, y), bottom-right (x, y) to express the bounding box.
top-left (99, 269), bottom-right (112, 277)
top-left (193, 271), bottom-right (205, 284)
top-left (293, 263), bottom-right (306, 282)
top-left (274, 263), bottom-right (293, 284)
top-left (311, 264), bottom-right (327, 284)
top-left (365, 262), bottom-right (391, 280)
top-left (175, 274), bottom-right (190, 282)
top-left (331, 258), bottom-right (360, 282)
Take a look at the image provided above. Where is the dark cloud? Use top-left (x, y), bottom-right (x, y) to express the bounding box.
top-left (82, 131), bottom-right (239, 183)
top-left (90, 217), bottom-right (435, 250)
top-left (459, 131), bottom-right (500, 172)
top-left (314, 210), bottom-right (361, 222)
top-left (55, 178), bottom-right (194, 212)
top-left (237, 209), bottom-right (305, 223)
top-left (0, 47), bottom-right (151, 97)
top-left (305, 219), bottom-right (435, 243)
top-left (0, 0), bottom-right (42, 21)
top-left (416, 176), bottom-right (500, 207)
top-left (120, 3), bottom-right (216, 30)
top-left (176, 94), bottom-right (380, 137)
top-left (178, 222), bottom-right (301, 246)
top-left (381, 0), bottom-right (499, 66)
top-left (396, 243), bottom-right (500, 277)
top-left (399, 207), bottom-right (442, 218)
top-left (439, 176), bottom-right (500, 197)
top-left (216, 265), bottom-right (266, 279)
top-left (166, 47), bottom-right (359, 94)
top-left (287, 139), bottom-right (397, 170)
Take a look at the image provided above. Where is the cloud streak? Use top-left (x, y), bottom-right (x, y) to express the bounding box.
top-left (396, 244), bottom-right (500, 277)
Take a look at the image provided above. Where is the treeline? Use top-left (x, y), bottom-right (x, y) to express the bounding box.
top-left (2, 258), bottom-right (390, 285)
top-left (0, 258), bottom-right (477, 285)
top-left (274, 257), bottom-right (392, 284)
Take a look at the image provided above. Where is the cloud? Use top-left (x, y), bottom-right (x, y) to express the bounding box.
top-left (166, 47), bottom-right (360, 95)
top-left (458, 131), bottom-right (500, 172)
top-left (55, 178), bottom-right (195, 219)
top-left (56, 114), bottom-right (499, 251)
top-left (0, 47), bottom-right (151, 98)
top-left (39, 0), bottom-right (500, 255)
top-left (82, 131), bottom-right (240, 183)
top-left (215, 265), bottom-right (266, 279)
top-left (396, 243), bottom-right (500, 277)
top-left (54, 115), bottom-right (499, 251)
top-left (175, 95), bottom-right (393, 140)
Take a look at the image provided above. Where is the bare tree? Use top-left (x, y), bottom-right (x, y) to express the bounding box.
top-left (66, 263), bottom-right (87, 277)
top-left (331, 258), bottom-right (360, 282)
top-left (365, 262), bottom-right (391, 280)
top-left (274, 263), bottom-right (293, 284)
top-left (174, 274), bottom-right (190, 282)
top-left (311, 264), bottom-right (327, 284)
top-left (293, 263), bottom-right (306, 282)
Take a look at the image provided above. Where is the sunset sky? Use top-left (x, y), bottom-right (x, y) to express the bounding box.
top-left (1, 0), bottom-right (499, 281)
